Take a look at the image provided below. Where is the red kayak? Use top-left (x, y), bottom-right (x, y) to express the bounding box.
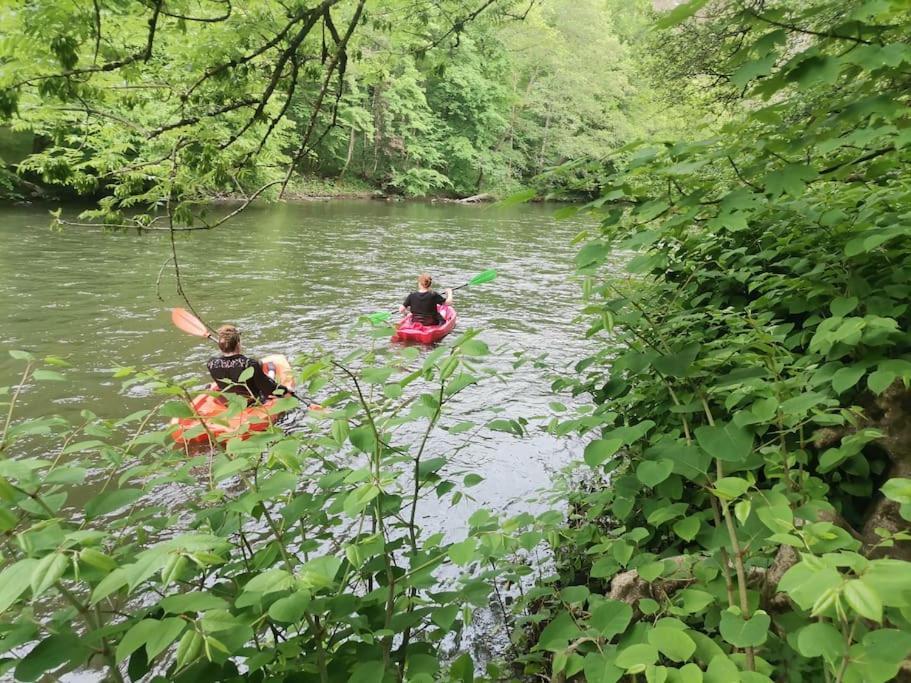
top-left (170, 354), bottom-right (297, 446)
top-left (392, 305), bottom-right (457, 344)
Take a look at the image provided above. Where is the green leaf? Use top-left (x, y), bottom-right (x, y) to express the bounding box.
top-left (432, 604), bottom-right (459, 630)
top-left (615, 643), bottom-right (659, 673)
top-left (673, 516), bottom-right (700, 541)
top-left (146, 617), bottom-right (186, 660)
top-left (647, 503), bottom-right (688, 527)
top-left (449, 653), bottom-right (474, 683)
top-left (498, 188), bottom-right (536, 206)
top-left (343, 484), bottom-right (381, 516)
top-left (349, 660), bottom-right (387, 683)
top-left (116, 618), bottom-right (184, 662)
top-left (868, 369), bottom-right (897, 395)
top-left (448, 539), bottom-right (476, 566)
top-left (589, 599), bottom-right (632, 640)
top-left (637, 560), bottom-right (666, 582)
top-left (160, 592), bottom-right (228, 614)
top-left (636, 459), bottom-right (674, 487)
top-left (763, 164), bottom-right (817, 198)
top-left (583, 652), bottom-right (623, 683)
top-left (576, 241), bottom-right (611, 268)
top-left (14, 633), bottom-right (85, 682)
top-left (843, 579), bottom-right (882, 622)
top-left (832, 365), bottom-right (866, 394)
top-left (796, 622), bottom-right (846, 663)
top-left (584, 438), bottom-right (623, 467)
top-left (30, 552), bottom-right (68, 598)
top-left (243, 568), bottom-right (293, 596)
top-left (653, 343), bottom-right (700, 377)
top-left (718, 609), bottom-right (770, 647)
top-left (461, 339), bottom-right (489, 357)
top-left (647, 626), bottom-right (696, 662)
top-left (882, 478), bottom-right (911, 504)
top-left (732, 53), bottom-right (777, 88)
top-left (712, 477), bottom-right (750, 500)
top-left (213, 457), bottom-right (249, 481)
top-left (0, 559), bottom-right (38, 614)
top-left (32, 369), bottom-right (65, 382)
top-left (695, 423), bottom-right (753, 463)
top-left (349, 426), bottom-right (376, 453)
top-left (362, 366), bottom-right (394, 384)
top-left (267, 590), bottom-right (311, 623)
top-left (383, 382), bottom-right (403, 399)
top-left (831, 296), bottom-right (859, 317)
top-left (655, 0), bottom-right (708, 28)
top-left (705, 655), bottom-right (740, 683)
top-left (675, 589), bottom-right (715, 614)
top-left (84, 488), bottom-right (142, 519)
top-left (537, 610), bottom-right (582, 651)
top-left (299, 556), bottom-right (341, 590)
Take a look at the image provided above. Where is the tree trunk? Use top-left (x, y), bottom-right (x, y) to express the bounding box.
top-left (372, 84), bottom-right (383, 177)
top-left (340, 123), bottom-right (356, 177)
top-left (539, 110), bottom-right (551, 173)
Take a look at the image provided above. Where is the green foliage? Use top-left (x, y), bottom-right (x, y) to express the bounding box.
top-left (506, 0), bottom-right (911, 680)
top-left (0, 334), bottom-right (520, 681)
top-left (0, 0), bottom-right (684, 204)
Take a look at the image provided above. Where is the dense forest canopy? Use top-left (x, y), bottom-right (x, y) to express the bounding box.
top-left (0, 0), bottom-right (677, 214)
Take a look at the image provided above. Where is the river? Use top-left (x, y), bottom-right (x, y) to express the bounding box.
top-left (0, 199), bottom-right (598, 536)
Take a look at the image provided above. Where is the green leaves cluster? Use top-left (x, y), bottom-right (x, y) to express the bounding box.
top-left (508, 0), bottom-right (911, 680)
top-left (0, 332), bottom-right (514, 682)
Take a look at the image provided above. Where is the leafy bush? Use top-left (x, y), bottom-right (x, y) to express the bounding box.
top-left (0, 331), bottom-right (524, 681)
top-left (509, 1), bottom-right (911, 681)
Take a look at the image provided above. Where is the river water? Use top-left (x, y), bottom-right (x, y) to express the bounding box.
top-left (0, 199), bottom-right (598, 535)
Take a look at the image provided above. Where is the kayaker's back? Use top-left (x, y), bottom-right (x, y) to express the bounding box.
top-left (402, 289), bottom-right (446, 325)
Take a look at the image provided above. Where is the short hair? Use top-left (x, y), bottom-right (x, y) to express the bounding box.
top-left (418, 273), bottom-right (432, 288)
top-left (217, 325), bottom-right (241, 353)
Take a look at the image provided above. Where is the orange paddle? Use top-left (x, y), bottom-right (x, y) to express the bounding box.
top-left (171, 307), bottom-right (217, 341)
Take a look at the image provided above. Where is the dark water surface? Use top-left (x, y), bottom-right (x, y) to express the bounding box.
top-left (0, 200), bottom-right (599, 535)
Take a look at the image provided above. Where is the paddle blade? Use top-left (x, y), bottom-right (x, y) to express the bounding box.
top-left (367, 311), bottom-right (393, 324)
top-left (171, 307), bottom-right (210, 338)
top-left (467, 269), bottom-right (497, 286)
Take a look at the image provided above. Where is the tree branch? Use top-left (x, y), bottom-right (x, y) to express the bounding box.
top-left (8, 0), bottom-right (162, 88)
top-left (746, 9), bottom-right (873, 46)
top-left (154, 0), bottom-right (232, 23)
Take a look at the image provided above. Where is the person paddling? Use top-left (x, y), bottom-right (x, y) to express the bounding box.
top-left (207, 325), bottom-right (289, 403)
top-left (400, 273), bottom-right (453, 326)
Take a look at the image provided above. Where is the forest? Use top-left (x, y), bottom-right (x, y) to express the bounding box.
top-left (2, 0), bottom-right (911, 682)
top-left (0, 0), bottom-right (677, 205)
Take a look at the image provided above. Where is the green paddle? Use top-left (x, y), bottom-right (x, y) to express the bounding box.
top-left (367, 269), bottom-right (497, 324)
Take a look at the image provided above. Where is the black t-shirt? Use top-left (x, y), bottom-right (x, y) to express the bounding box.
top-left (403, 290), bottom-right (446, 325)
top-left (207, 354), bottom-right (282, 403)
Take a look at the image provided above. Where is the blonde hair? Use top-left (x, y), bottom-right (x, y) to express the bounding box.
top-left (217, 325), bottom-right (241, 353)
top-left (418, 273), bottom-right (433, 289)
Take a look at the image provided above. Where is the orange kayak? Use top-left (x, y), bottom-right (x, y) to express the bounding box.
top-left (392, 305), bottom-right (457, 344)
top-left (170, 354), bottom-right (296, 446)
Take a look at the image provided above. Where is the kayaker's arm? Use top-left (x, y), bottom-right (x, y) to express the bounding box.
top-left (249, 359), bottom-right (282, 402)
top-left (443, 288), bottom-right (453, 304)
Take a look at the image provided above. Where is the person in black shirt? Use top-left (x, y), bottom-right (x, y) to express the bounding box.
top-left (206, 325), bottom-right (288, 403)
top-left (399, 273), bottom-right (453, 325)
